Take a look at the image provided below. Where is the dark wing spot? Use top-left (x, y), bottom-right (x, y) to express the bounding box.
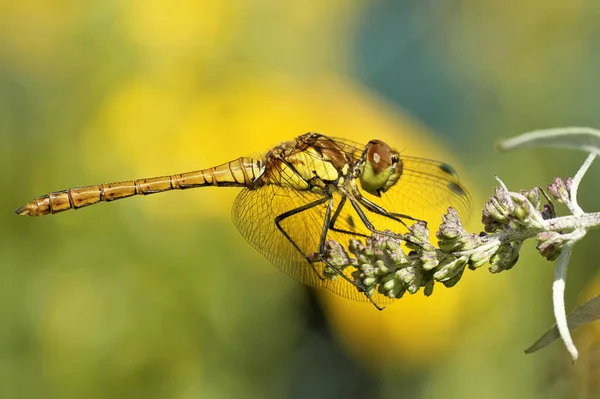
top-left (448, 182), bottom-right (467, 197)
top-left (439, 163), bottom-right (458, 177)
top-left (346, 214), bottom-right (356, 231)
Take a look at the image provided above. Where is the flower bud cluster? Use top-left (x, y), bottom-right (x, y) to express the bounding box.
top-left (322, 178), bottom-right (574, 299)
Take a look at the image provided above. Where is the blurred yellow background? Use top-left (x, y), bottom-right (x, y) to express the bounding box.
top-left (2, 1), bottom-right (600, 398)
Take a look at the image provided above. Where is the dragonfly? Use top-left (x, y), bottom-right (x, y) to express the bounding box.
top-left (15, 133), bottom-right (471, 308)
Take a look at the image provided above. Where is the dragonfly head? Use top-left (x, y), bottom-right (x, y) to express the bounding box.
top-left (358, 140), bottom-right (402, 197)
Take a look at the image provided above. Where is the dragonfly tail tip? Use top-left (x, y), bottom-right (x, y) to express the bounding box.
top-left (14, 205), bottom-right (33, 216)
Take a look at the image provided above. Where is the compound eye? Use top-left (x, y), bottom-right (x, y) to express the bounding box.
top-left (359, 140), bottom-right (401, 196)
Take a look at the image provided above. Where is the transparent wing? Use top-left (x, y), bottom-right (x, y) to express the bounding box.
top-left (357, 155), bottom-right (472, 231)
top-left (232, 184), bottom-right (398, 306)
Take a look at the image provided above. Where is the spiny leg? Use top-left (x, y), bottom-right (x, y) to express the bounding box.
top-left (358, 195), bottom-right (423, 226)
top-left (327, 195), bottom-right (370, 239)
top-left (274, 195), bottom-right (382, 309)
top-left (347, 196), bottom-right (386, 234)
top-left (274, 195), bottom-right (364, 287)
top-left (326, 197), bottom-right (389, 307)
top-left (315, 197), bottom-right (383, 310)
top-left (274, 196), bottom-right (330, 280)
top-left (351, 195), bottom-right (424, 247)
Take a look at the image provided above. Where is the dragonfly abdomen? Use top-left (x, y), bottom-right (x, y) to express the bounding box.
top-left (15, 157), bottom-right (263, 216)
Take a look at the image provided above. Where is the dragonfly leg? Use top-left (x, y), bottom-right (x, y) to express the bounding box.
top-left (347, 196), bottom-right (409, 238)
top-left (327, 195), bottom-right (370, 238)
top-left (274, 195), bottom-right (383, 309)
top-left (326, 196), bottom-right (388, 307)
top-left (274, 196), bottom-right (331, 282)
top-left (347, 196), bottom-right (381, 233)
top-left (358, 196), bottom-right (424, 226)
top-left (317, 197), bottom-right (384, 310)
top-left (349, 195), bottom-right (424, 248)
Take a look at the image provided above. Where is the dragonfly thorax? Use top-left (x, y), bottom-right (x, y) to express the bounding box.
top-left (261, 137), bottom-right (346, 193)
top-left (358, 139), bottom-right (402, 197)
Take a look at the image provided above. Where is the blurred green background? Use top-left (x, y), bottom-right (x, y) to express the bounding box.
top-left (2, 1), bottom-right (600, 398)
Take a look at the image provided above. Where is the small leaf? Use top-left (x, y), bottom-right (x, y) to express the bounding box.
top-left (498, 127), bottom-right (600, 154)
top-left (525, 294), bottom-right (600, 354)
